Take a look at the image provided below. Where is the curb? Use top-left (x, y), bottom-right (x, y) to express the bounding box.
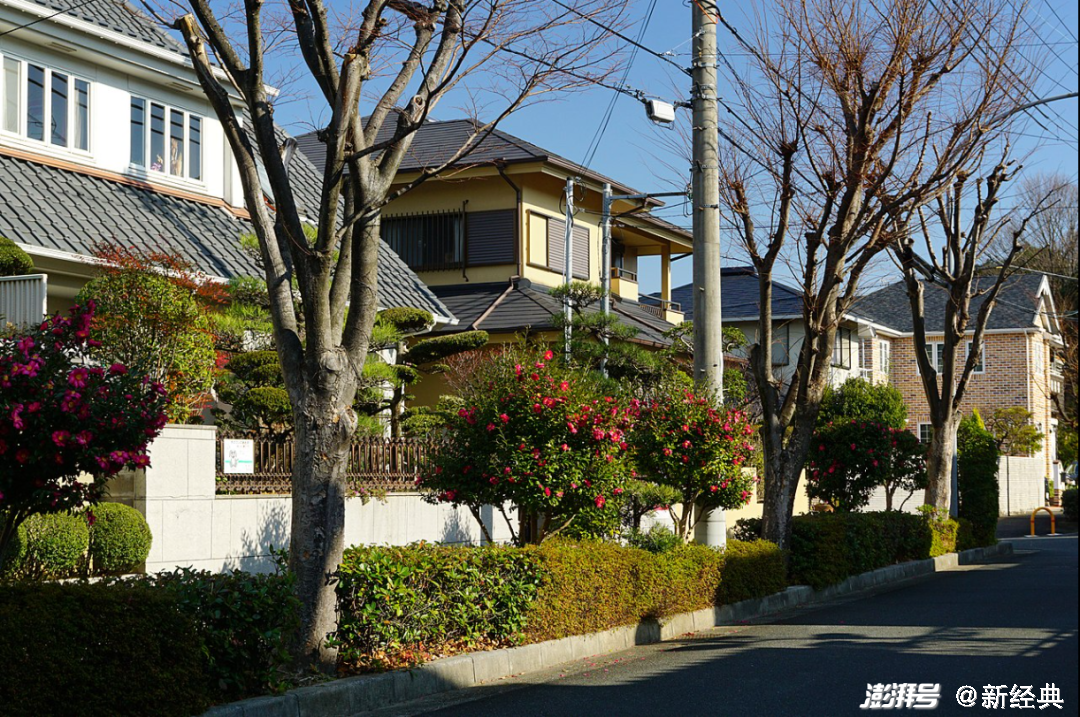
top-left (202, 541), bottom-right (1013, 717)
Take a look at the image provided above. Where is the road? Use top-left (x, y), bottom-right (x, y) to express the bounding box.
top-left (374, 534), bottom-right (1078, 717)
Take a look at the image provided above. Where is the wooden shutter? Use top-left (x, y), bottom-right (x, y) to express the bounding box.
top-left (466, 209), bottom-right (515, 266)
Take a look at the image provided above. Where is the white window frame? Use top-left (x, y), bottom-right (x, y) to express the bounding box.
top-left (128, 95), bottom-right (203, 183)
top-left (965, 340), bottom-right (985, 374)
top-left (921, 341), bottom-right (945, 374)
top-left (878, 339), bottom-right (891, 375)
top-left (0, 53), bottom-right (91, 153)
top-left (832, 327), bottom-right (853, 369)
top-left (918, 423), bottom-right (934, 444)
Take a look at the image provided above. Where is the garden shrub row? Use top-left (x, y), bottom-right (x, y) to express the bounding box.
top-left (4, 504), bottom-right (152, 579)
top-left (0, 568), bottom-right (298, 716)
top-left (734, 511), bottom-right (952, 590)
top-left (1061, 487), bottom-right (1077, 523)
top-left (331, 539), bottom-right (786, 660)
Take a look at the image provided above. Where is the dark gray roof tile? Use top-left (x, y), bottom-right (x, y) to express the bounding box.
top-left (30, 0), bottom-right (186, 53)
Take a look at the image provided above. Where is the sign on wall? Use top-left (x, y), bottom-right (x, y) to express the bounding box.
top-left (222, 439), bottom-right (255, 474)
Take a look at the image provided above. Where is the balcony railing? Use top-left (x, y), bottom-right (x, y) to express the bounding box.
top-left (215, 436), bottom-right (442, 494)
top-left (610, 266), bottom-right (638, 282)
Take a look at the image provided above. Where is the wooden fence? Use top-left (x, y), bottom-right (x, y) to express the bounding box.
top-left (215, 436), bottom-right (441, 495)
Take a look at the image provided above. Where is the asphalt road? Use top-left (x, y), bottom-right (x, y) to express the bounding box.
top-left (373, 534), bottom-right (1078, 717)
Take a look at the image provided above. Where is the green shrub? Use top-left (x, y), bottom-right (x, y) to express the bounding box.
top-left (626, 524), bottom-right (683, 554)
top-left (819, 377), bottom-right (907, 430)
top-left (404, 330), bottom-right (489, 365)
top-left (12, 512), bottom-right (90, 579)
top-left (378, 307), bottom-right (433, 334)
top-left (785, 512), bottom-right (933, 589)
top-left (717, 539), bottom-right (787, 604)
top-left (1063, 488), bottom-right (1077, 523)
top-left (957, 410), bottom-right (1000, 548)
top-left (139, 568), bottom-right (300, 701)
top-left (918, 505), bottom-right (959, 557)
top-left (522, 539), bottom-right (725, 642)
top-left (0, 582), bottom-right (209, 717)
top-left (87, 503), bottom-right (152, 575)
top-left (334, 544), bottom-right (542, 667)
top-left (0, 236), bottom-right (33, 276)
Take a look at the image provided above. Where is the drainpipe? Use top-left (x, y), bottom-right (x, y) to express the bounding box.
top-left (496, 163), bottom-right (523, 277)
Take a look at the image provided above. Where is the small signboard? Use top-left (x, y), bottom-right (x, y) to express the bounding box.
top-left (222, 439), bottom-right (255, 474)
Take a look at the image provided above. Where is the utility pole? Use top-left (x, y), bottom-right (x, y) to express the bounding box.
top-left (563, 177), bottom-right (576, 362)
top-left (691, 2), bottom-right (723, 397)
top-left (600, 183), bottom-right (613, 377)
top-left (691, 2), bottom-right (726, 547)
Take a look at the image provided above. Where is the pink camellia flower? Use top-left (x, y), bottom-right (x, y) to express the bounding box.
top-left (51, 430), bottom-right (70, 447)
top-left (594, 494), bottom-right (606, 509)
top-left (543, 486), bottom-right (552, 497)
top-left (486, 423), bottom-right (496, 432)
top-left (543, 397), bottom-right (556, 408)
top-left (133, 454), bottom-right (151, 468)
top-left (567, 423), bottom-right (578, 435)
top-left (533, 403), bottom-right (543, 414)
top-left (613, 487), bottom-right (623, 496)
top-left (500, 413), bottom-right (510, 424)
top-left (559, 381), bottom-right (570, 391)
top-left (663, 447), bottom-right (673, 456)
top-left (543, 350), bottom-right (554, 361)
top-left (530, 373), bottom-right (540, 381)
top-left (67, 367), bottom-right (90, 388)
top-left (560, 443), bottom-right (570, 451)
top-left (515, 364), bottom-right (524, 378)
top-left (504, 466), bottom-right (512, 475)
top-left (570, 482), bottom-right (578, 490)
top-left (109, 363), bottom-right (128, 375)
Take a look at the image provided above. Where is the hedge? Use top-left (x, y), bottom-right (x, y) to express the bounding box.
top-left (87, 503), bottom-right (152, 575)
top-left (717, 539), bottom-right (788, 604)
top-left (957, 411), bottom-right (1000, 548)
top-left (735, 512), bottom-right (937, 590)
top-left (0, 583), bottom-right (209, 717)
top-left (334, 544), bottom-right (543, 669)
top-left (1062, 488), bottom-right (1077, 523)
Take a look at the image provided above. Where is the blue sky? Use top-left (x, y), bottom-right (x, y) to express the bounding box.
top-left (271, 2), bottom-right (1079, 295)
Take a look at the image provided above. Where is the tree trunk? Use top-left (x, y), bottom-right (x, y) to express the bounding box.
top-left (288, 381), bottom-right (357, 671)
top-left (924, 416), bottom-right (958, 511)
top-left (884, 484), bottom-right (894, 512)
top-left (760, 450), bottom-right (803, 550)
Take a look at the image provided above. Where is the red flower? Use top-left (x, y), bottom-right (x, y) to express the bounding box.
top-left (543, 349), bottom-right (554, 361)
top-left (594, 494), bottom-right (606, 509)
top-left (500, 413), bottom-right (510, 423)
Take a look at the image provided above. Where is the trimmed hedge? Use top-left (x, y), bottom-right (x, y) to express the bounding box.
top-left (717, 539), bottom-right (788, 604)
top-left (334, 544), bottom-right (543, 667)
top-left (87, 503), bottom-right (152, 575)
top-left (0, 583), bottom-right (209, 717)
top-left (1062, 488), bottom-right (1077, 523)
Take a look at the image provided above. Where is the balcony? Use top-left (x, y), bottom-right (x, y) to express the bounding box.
top-left (610, 266), bottom-right (639, 301)
top-left (640, 297), bottom-right (684, 325)
top-left (1050, 360), bottom-right (1065, 396)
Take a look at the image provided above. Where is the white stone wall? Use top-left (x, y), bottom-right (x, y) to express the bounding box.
top-left (111, 425), bottom-right (518, 574)
top-left (998, 456), bottom-right (1045, 516)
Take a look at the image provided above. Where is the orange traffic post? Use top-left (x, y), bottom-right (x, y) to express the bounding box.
top-left (1029, 506), bottom-right (1057, 536)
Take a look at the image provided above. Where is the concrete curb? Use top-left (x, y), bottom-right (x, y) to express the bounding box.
top-left (202, 541), bottom-right (1014, 717)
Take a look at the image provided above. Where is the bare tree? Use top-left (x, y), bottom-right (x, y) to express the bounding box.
top-left (895, 159), bottom-right (1049, 508)
top-left (710, 0), bottom-right (1030, 548)
top-left (165, 0), bottom-right (625, 668)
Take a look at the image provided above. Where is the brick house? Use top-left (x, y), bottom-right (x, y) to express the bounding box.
top-left (666, 269), bottom-right (1066, 486)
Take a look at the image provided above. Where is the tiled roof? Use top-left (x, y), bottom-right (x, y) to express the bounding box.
top-left (430, 278), bottom-right (678, 346)
top-left (295, 120), bottom-right (692, 241)
top-left (651, 266), bottom-right (805, 322)
top-left (28, 0), bottom-right (186, 53)
top-left (853, 273), bottom-right (1046, 333)
top-left (0, 153), bottom-right (453, 320)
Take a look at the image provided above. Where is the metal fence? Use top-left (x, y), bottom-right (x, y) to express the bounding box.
top-left (215, 436), bottom-right (442, 494)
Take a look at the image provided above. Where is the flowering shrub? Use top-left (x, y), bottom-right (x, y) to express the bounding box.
top-left (632, 382), bottom-right (757, 541)
top-left (0, 303), bottom-right (168, 572)
top-left (421, 347), bottom-right (635, 544)
top-left (806, 420), bottom-right (926, 512)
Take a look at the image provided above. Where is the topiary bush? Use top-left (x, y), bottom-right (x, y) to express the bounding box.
top-left (11, 512), bottom-right (90, 580)
top-left (717, 539), bottom-right (787, 604)
top-left (0, 236), bottom-right (33, 276)
top-left (86, 503), bottom-right (152, 575)
top-left (957, 410), bottom-right (1000, 548)
top-left (334, 544), bottom-right (543, 670)
top-left (0, 582), bottom-right (209, 717)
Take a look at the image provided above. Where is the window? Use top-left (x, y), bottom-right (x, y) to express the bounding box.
top-left (0, 56), bottom-right (89, 151)
top-left (546, 217), bottom-right (589, 278)
top-left (832, 327), bottom-right (852, 368)
top-left (382, 210), bottom-right (464, 271)
top-left (965, 340), bottom-right (984, 374)
top-left (878, 340), bottom-right (891, 375)
top-left (772, 323), bottom-right (790, 366)
top-left (923, 342), bottom-right (944, 374)
top-left (130, 97), bottom-right (202, 180)
top-left (919, 423), bottom-right (934, 444)
top-left (3, 58), bottom-right (19, 133)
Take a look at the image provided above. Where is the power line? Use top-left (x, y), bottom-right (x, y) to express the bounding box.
top-left (0, 0), bottom-right (102, 39)
top-left (579, 0), bottom-right (659, 170)
top-left (549, 0), bottom-right (688, 77)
